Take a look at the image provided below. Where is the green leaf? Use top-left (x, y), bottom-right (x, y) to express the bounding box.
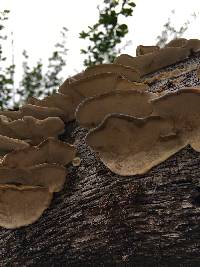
top-left (128, 2), bottom-right (136, 7)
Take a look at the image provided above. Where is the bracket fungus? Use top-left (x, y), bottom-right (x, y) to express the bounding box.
top-left (84, 63), bottom-right (141, 82)
top-left (0, 184), bottom-right (52, 229)
top-left (0, 134), bottom-right (29, 156)
top-left (27, 93), bottom-right (80, 122)
top-left (76, 90), bottom-right (155, 128)
top-left (20, 104), bottom-right (65, 120)
top-left (0, 116), bottom-right (65, 145)
top-left (60, 72), bottom-right (149, 97)
top-left (0, 163), bottom-right (67, 193)
top-left (114, 47), bottom-right (190, 76)
top-left (136, 45), bottom-right (160, 56)
top-left (166, 38), bottom-right (200, 53)
top-left (59, 73), bottom-right (123, 97)
top-left (2, 137), bottom-right (76, 168)
top-left (0, 110), bottom-right (22, 120)
top-left (165, 38), bottom-right (188, 48)
top-left (86, 114), bottom-right (185, 176)
top-left (151, 87), bottom-right (200, 151)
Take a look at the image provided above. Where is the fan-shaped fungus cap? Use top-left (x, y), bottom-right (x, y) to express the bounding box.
top-left (59, 73), bottom-right (127, 97)
top-left (151, 87), bottom-right (200, 151)
top-left (165, 38), bottom-right (200, 53)
top-left (184, 39), bottom-right (200, 53)
top-left (0, 110), bottom-right (22, 120)
top-left (114, 47), bottom-right (190, 76)
top-left (84, 64), bottom-right (141, 82)
top-left (0, 163), bottom-right (67, 192)
top-left (0, 116), bottom-right (65, 145)
top-left (115, 80), bottom-right (149, 91)
top-left (86, 114), bottom-right (185, 176)
top-left (136, 45), bottom-right (160, 56)
top-left (27, 93), bottom-right (80, 122)
top-left (2, 137), bottom-right (76, 168)
top-left (0, 184), bottom-right (52, 229)
top-left (165, 38), bottom-right (188, 48)
top-left (20, 104), bottom-right (65, 120)
top-left (0, 134), bottom-right (29, 156)
top-left (76, 90), bottom-right (155, 128)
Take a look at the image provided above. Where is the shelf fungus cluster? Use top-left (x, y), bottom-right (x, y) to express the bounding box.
top-left (0, 37), bottom-right (200, 229)
top-left (0, 114), bottom-right (76, 228)
top-left (72, 38), bottom-right (200, 176)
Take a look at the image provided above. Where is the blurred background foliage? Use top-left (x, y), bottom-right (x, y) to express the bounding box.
top-left (0, 1), bottom-right (197, 110)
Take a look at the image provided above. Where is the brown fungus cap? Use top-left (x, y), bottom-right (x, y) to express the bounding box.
top-left (184, 39), bottom-right (200, 53)
top-left (165, 38), bottom-right (188, 48)
top-left (0, 116), bottom-right (65, 145)
top-left (166, 38), bottom-right (200, 53)
top-left (0, 163), bottom-right (67, 193)
top-left (20, 104), bottom-right (65, 120)
top-left (86, 114), bottom-right (185, 176)
top-left (59, 73), bottom-right (149, 114)
top-left (115, 79), bottom-right (149, 91)
top-left (136, 45), bottom-right (160, 56)
top-left (27, 93), bottom-right (79, 122)
top-left (0, 110), bottom-right (22, 120)
top-left (151, 87), bottom-right (200, 151)
top-left (2, 137), bottom-right (76, 168)
top-left (0, 134), bottom-right (29, 156)
top-left (84, 63), bottom-right (141, 82)
top-left (0, 184), bottom-right (52, 229)
top-left (114, 47), bottom-right (190, 76)
top-left (59, 73), bottom-right (123, 97)
top-left (76, 90), bottom-right (155, 129)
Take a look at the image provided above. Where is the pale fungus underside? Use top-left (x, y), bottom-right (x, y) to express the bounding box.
top-left (2, 137), bottom-right (76, 168)
top-left (86, 114), bottom-right (185, 176)
top-left (0, 115), bottom-right (65, 145)
top-left (0, 163), bottom-right (67, 193)
top-left (114, 47), bottom-right (191, 76)
top-left (0, 184), bottom-right (52, 229)
top-left (0, 38), bottom-right (199, 229)
top-left (76, 90), bottom-right (155, 129)
top-left (151, 88), bottom-right (200, 151)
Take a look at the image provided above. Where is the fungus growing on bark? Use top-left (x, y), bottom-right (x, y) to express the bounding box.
top-left (166, 38), bottom-right (200, 53)
top-left (151, 87), bottom-right (200, 151)
top-left (2, 137), bottom-right (76, 168)
top-left (115, 80), bottom-right (149, 91)
top-left (0, 116), bottom-right (65, 145)
top-left (86, 114), bottom-right (184, 176)
top-left (165, 38), bottom-right (188, 48)
top-left (136, 45), bottom-right (160, 56)
top-left (59, 73), bottom-right (122, 96)
top-left (114, 47), bottom-right (190, 76)
top-left (27, 93), bottom-right (79, 122)
top-left (20, 104), bottom-right (65, 120)
top-left (184, 39), bottom-right (200, 53)
top-left (59, 73), bottom-right (149, 120)
top-left (0, 163), bottom-right (67, 193)
top-left (76, 90), bottom-right (155, 128)
top-left (0, 134), bottom-right (29, 156)
top-left (84, 64), bottom-right (141, 82)
top-left (0, 184), bottom-right (52, 229)
top-left (0, 110), bottom-right (22, 120)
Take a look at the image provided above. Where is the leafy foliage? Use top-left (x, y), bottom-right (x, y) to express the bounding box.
top-left (0, 10), bottom-right (15, 110)
top-left (80, 0), bottom-right (136, 67)
top-left (16, 27), bottom-right (68, 107)
top-left (156, 10), bottom-right (198, 47)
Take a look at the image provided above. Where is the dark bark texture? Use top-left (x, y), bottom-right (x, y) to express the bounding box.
top-left (1, 54), bottom-right (200, 267)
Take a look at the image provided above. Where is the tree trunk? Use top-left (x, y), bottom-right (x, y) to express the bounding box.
top-left (1, 54), bottom-right (200, 267)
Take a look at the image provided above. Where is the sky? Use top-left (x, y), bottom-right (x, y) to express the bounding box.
top-left (0, 0), bottom-right (200, 82)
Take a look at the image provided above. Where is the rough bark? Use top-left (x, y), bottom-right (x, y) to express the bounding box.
top-left (1, 54), bottom-right (200, 267)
